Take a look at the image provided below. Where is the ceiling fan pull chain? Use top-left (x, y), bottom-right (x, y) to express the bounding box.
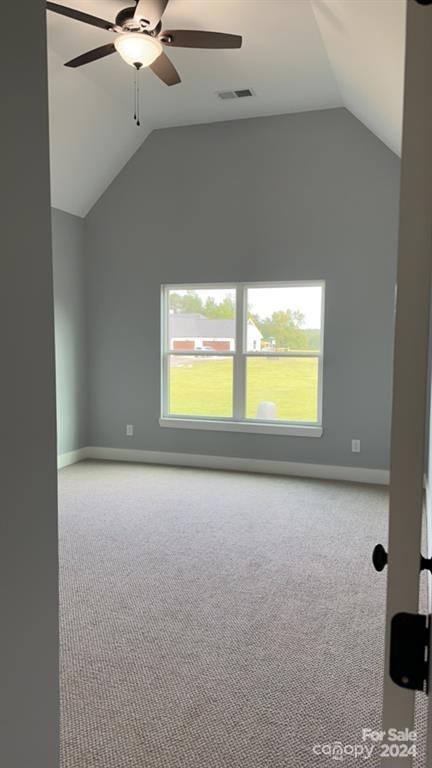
top-left (136, 66), bottom-right (141, 127)
top-left (135, 64), bottom-right (142, 126)
top-left (133, 66), bottom-right (137, 122)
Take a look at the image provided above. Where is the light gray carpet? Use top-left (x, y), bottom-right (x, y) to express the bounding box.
top-left (59, 461), bottom-right (426, 767)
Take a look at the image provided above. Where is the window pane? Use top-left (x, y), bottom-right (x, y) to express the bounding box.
top-left (246, 285), bottom-right (322, 353)
top-left (168, 288), bottom-right (236, 352)
top-left (169, 355), bottom-right (233, 418)
top-left (246, 357), bottom-right (319, 423)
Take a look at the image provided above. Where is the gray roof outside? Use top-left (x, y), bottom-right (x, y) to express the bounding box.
top-left (169, 313), bottom-right (235, 340)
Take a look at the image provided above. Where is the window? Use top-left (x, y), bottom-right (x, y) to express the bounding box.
top-left (160, 282), bottom-right (325, 436)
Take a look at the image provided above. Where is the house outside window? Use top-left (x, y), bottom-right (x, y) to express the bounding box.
top-left (170, 314), bottom-right (262, 352)
top-left (160, 282), bottom-right (325, 437)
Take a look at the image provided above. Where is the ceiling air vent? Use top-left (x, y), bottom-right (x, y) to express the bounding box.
top-left (217, 88), bottom-right (255, 100)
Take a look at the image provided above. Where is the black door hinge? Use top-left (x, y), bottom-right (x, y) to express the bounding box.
top-left (390, 613), bottom-right (430, 693)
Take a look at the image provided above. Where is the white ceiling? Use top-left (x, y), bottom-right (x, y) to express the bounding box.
top-left (46, 0), bottom-right (406, 217)
top-left (311, 0), bottom-right (405, 155)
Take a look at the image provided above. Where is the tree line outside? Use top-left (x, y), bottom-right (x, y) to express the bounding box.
top-left (169, 290), bottom-right (320, 351)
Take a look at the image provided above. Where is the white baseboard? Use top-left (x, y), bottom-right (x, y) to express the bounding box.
top-left (57, 448), bottom-right (88, 469)
top-left (83, 446), bottom-right (389, 485)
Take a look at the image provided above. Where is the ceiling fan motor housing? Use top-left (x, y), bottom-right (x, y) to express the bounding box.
top-left (116, 6), bottom-right (147, 30)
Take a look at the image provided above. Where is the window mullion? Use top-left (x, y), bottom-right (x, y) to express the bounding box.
top-left (233, 285), bottom-right (246, 419)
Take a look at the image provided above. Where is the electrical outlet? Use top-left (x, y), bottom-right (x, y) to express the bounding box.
top-left (352, 439), bottom-right (361, 453)
top-left (126, 424), bottom-right (134, 437)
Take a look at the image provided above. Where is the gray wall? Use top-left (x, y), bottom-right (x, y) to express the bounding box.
top-left (52, 208), bottom-right (87, 455)
top-left (85, 108), bottom-right (400, 470)
top-left (0, 1), bottom-right (59, 765)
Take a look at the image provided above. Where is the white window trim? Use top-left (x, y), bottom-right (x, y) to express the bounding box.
top-left (161, 281), bottom-right (325, 437)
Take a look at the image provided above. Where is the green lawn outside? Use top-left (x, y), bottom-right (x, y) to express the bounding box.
top-left (169, 356), bottom-right (319, 422)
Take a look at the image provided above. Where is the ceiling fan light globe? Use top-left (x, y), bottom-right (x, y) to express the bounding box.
top-left (114, 33), bottom-right (162, 67)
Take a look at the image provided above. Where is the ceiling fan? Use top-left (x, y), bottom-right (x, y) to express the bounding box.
top-left (46, 1), bottom-right (242, 84)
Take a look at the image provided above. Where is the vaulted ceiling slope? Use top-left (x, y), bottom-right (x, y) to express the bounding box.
top-left (47, 0), bottom-right (406, 217)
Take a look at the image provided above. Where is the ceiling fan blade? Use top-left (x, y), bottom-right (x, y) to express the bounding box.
top-left (134, 0), bottom-right (170, 29)
top-left (161, 30), bottom-right (242, 49)
top-left (65, 43), bottom-right (116, 68)
top-left (149, 52), bottom-right (180, 86)
top-left (46, 2), bottom-right (113, 31)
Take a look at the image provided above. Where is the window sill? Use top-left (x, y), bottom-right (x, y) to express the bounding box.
top-left (159, 417), bottom-right (323, 438)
